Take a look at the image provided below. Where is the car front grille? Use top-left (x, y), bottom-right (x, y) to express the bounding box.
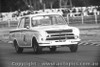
top-left (46, 29), bottom-right (75, 40)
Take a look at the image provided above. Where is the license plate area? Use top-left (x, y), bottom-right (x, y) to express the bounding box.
top-left (55, 40), bottom-right (66, 42)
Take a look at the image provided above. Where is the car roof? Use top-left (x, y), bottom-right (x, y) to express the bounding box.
top-left (22, 12), bottom-right (61, 18)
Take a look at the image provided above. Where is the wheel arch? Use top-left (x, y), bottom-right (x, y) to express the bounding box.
top-left (13, 39), bottom-right (19, 47)
top-left (31, 36), bottom-right (38, 47)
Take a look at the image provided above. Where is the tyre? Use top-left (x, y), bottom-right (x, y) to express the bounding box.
top-left (14, 40), bottom-right (23, 53)
top-left (69, 44), bottom-right (78, 52)
top-left (32, 38), bottom-right (42, 54)
top-left (49, 46), bottom-right (56, 52)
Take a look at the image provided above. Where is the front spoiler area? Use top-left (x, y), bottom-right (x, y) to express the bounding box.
top-left (39, 39), bottom-right (81, 46)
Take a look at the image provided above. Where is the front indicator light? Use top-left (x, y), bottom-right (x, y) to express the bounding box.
top-left (41, 38), bottom-right (44, 41)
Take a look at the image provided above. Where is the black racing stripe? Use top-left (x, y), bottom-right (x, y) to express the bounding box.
top-left (10, 29), bottom-right (37, 33)
top-left (10, 30), bottom-right (21, 33)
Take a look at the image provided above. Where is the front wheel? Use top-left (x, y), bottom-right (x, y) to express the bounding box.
top-left (49, 46), bottom-right (57, 52)
top-left (69, 44), bottom-right (78, 52)
top-left (32, 38), bottom-right (42, 54)
top-left (14, 40), bottom-right (23, 53)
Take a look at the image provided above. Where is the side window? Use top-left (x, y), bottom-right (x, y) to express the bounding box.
top-left (18, 18), bottom-right (25, 28)
top-left (31, 20), bottom-right (37, 27)
top-left (24, 17), bottom-right (30, 28)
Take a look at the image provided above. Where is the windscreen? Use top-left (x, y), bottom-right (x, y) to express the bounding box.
top-left (31, 15), bottom-right (67, 27)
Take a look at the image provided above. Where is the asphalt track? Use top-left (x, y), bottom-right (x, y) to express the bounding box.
top-left (0, 34), bottom-right (100, 67)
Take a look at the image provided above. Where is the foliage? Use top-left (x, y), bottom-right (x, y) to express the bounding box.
top-left (1, 0), bottom-right (100, 12)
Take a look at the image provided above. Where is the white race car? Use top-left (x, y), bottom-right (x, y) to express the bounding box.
top-left (9, 13), bottom-right (81, 53)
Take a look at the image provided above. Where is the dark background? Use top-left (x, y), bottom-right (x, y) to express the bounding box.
top-left (0, 0), bottom-right (100, 12)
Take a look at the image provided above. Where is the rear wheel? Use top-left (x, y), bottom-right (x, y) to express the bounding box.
top-left (32, 38), bottom-right (42, 54)
top-left (49, 46), bottom-right (57, 52)
top-left (69, 44), bottom-right (78, 52)
top-left (14, 40), bottom-right (23, 53)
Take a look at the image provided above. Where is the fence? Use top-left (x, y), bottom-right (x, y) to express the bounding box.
top-left (0, 15), bottom-right (100, 28)
top-left (66, 15), bottom-right (100, 24)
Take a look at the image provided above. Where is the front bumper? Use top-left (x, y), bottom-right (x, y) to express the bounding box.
top-left (39, 39), bottom-right (81, 46)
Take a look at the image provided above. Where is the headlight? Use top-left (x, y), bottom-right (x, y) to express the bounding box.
top-left (47, 35), bottom-right (51, 37)
top-left (39, 31), bottom-right (48, 41)
top-left (73, 28), bottom-right (80, 36)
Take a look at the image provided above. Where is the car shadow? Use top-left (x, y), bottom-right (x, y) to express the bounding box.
top-left (11, 47), bottom-right (79, 55)
top-left (16, 50), bottom-right (72, 55)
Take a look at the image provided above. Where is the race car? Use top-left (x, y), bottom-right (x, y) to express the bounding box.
top-left (9, 13), bottom-right (81, 53)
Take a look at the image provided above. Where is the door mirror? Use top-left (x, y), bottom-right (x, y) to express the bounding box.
top-left (26, 26), bottom-right (30, 29)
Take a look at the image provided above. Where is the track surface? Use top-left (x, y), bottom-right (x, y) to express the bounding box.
top-left (0, 34), bottom-right (100, 67)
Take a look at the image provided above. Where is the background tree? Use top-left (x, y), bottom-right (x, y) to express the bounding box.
top-left (1, 0), bottom-right (100, 12)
